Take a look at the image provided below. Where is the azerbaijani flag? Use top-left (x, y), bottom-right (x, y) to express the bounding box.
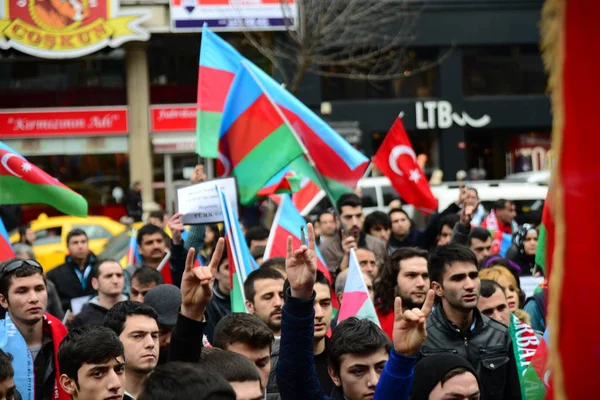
top-left (337, 248), bottom-right (380, 327)
top-left (196, 24), bottom-right (245, 158)
top-left (218, 61), bottom-right (305, 204)
top-left (264, 194), bottom-right (339, 311)
top-left (508, 313), bottom-right (541, 399)
top-left (0, 141), bottom-right (87, 217)
top-left (234, 61), bottom-right (369, 203)
top-left (256, 167), bottom-right (302, 198)
top-left (489, 230), bottom-right (513, 257)
top-left (520, 329), bottom-right (549, 400)
top-left (217, 186), bottom-right (259, 313)
top-left (126, 228), bottom-right (139, 266)
top-left (0, 218), bottom-right (15, 262)
top-left (535, 198), bottom-right (553, 276)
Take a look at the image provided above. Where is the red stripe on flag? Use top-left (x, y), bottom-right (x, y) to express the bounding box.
top-left (221, 94), bottom-right (286, 168)
top-left (0, 149), bottom-right (73, 188)
top-left (198, 66), bottom-right (236, 113)
top-left (281, 108), bottom-right (366, 185)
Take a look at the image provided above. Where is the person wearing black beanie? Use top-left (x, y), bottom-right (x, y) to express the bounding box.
top-left (411, 353), bottom-right (481, 400)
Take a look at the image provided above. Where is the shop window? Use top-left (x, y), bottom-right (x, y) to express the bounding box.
top-left (463, 45), bottom-right (547, 96)
top-left (0, 48), bottom-right (126, 108)
top-left (149, 33), bottom-right (271, 104)
top-left (321, 48), bottom-right (439, 101)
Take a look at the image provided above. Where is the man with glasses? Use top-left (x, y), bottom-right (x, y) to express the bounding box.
top-left (0, 258), bottom-right (69, 400)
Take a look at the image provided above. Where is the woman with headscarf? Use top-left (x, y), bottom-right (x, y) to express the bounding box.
top-left (507, 224), bottom-right (539, 276)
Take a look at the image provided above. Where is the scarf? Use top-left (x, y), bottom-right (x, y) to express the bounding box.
top-left (481, 210), bottom-right (518, 234)
top-left (508, 313), bottom-right (540, 399)
top-left (0, 313), bottom-right (70, 400)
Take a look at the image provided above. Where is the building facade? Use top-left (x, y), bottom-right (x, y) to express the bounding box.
top-left (0, 0), bottom-right (549, 218)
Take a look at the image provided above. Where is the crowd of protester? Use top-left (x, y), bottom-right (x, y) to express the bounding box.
top-left (0, 180), bottom-right (546, 400)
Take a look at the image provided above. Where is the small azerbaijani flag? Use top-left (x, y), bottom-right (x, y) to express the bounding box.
top-left (217, 186), bottom-right (259, 313)
top-left (264, 194), bottom-right (339, 313)
top-left (489, 230), bottom-right (513, 257)
top-left (126, 228), bottom-right (139, 266)
top-left (0, 218), bottom-right (15, 262)
top-left (337, 248), bottom-right (380, 327)
top-left (520, 329), bottom-right (550, 400)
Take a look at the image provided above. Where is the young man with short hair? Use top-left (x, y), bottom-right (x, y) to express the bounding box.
top-left (374, 247), bottom-right (430, 339)
top-left (205, 252), bottom-right (231, 342)
top-left (213, 313), bottom-right (274, 392)
top-left (477, 279), bottom-right (511, 327)
top-left (245, 226), bottom-right (270, 253)
top-left (354, 248), bottom-right (379, 279)
top-left (277, 224), bottom-right (430, 400)
top-left (103, 301), bottom-right (160, 400)
top-left (47, 229), bottom-right (96, 314)
top-left (200, 350), bottom-right (263, 400)
top-left (244, 268), bottom-right (285, 337)
top-left (363, 211), bottom-right (391, 243)
top-left (0, 258), bottom-right (69, 400)
top-left (259, 258), bottom-right (286, 278)
top-left (423, 244), bottom-right (521, 400)
top-left (129, 267), bottom-right (163, 303)
top-left (0, 349), bottom-right (18, 400)
top-left (138, 362), bottom-right (235, 400)
top-left (58, 325), bottom-right (125, 400)
top-left (320, 194), bottom-right (387, 273)
top-left (71, 259), bottom-right (126, 328)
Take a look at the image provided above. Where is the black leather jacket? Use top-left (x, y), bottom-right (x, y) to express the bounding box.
top-left (422, 305), bottom-right (522, 400)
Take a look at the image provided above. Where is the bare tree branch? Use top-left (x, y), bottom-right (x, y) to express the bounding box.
top-left (238, 0), bottom-right (445, 94)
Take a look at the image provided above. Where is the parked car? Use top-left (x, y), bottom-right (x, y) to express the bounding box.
top-left (9, 214), bottom-right (126, 271)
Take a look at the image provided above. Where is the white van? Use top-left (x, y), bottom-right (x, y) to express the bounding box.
top-left (302, 177), bottom-right (547, 224)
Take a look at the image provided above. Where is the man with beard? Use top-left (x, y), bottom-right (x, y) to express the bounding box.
top-left (244, 267), bottom-right (285, 399)
top-left (320, 194), bottom-right (386, 273)
top-left (374, 248), bottom-right (430, 339)
top-left (422, 244), bottom-right (521, 400)
top-left (104, 302), bottom-right (160, 400)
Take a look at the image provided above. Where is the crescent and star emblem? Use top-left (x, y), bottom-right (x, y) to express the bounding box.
top-left (1, 153), bottom-right (23, 178)
top-left (388, 145), bottom-right (417, 176)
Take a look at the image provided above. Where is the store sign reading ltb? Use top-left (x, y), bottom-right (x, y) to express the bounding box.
top-left (415, 101), bottom-right (491, 130)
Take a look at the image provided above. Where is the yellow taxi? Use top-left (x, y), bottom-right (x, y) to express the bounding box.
top-left (9, 214), bottom-right (126, 272)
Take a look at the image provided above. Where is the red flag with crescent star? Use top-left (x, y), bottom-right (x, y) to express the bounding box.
top-left (373, 116), bottom-right (438, 215)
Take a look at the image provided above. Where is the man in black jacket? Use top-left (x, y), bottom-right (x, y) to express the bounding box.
top-left (422, 244), bottom-right (522, 400)
top-left (47, 229), bottom-right (97, 317)
top-left (71, 259), bottom-right (126, 328)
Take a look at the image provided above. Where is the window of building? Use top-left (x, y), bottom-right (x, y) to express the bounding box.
top-left (0, 48), bottom-right (126, 108)
top-left (463, 45), bottom-right (547, 96)
top-left (321, 48), bottom-right (439, 101)
top-left (149, 33), bottom-right (272, 104)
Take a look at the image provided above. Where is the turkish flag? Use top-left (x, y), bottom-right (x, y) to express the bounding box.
top-left (372, 117), bottom-right (438, 215)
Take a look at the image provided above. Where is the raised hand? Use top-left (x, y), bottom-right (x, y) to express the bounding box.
top-left (180, 238), bottom-right (225, 321)
top-left (392, 289), bottom-right (435, 357)
top-left (190, 164), bottom-right (207, 184)
top-left (286, 223), bottom-right (317, 299)
top-left (168, 212), bottom-right (185, 245)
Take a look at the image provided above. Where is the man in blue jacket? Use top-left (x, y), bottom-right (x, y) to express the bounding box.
top-left (276, 222), bottom-right (435, 400)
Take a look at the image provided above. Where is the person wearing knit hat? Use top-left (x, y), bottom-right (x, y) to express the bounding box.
top-left (144, 284), bottom-right (182, 365)
top-left (411, 354), bottom-right (481, 400)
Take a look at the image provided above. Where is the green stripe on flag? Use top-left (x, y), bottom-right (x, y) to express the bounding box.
top-left (230, 271), bottom-right (247, 313)
top-left (196, 110), bottom-right (222, 158)
top-left (535, 224), bottom-right (547, 274)
top-left (233, 124), bottom-right (304, 205)
top-left (0, 176), bottom-right (87, 217)
top-left (289, 157), bottom-right (354, 203)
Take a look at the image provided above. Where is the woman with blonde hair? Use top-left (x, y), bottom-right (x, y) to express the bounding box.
top-left (479, 265), bottom-right (531, 325)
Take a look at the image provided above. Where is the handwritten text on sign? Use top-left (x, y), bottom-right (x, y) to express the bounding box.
top-left (177, 177), bottom-right (238, 224)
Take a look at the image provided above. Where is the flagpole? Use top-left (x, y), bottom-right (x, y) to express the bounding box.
top-left (242, 61), bottom-right (350, 236)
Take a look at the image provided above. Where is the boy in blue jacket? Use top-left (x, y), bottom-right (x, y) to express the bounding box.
top-left (276, 223), bottom-right (435, 400)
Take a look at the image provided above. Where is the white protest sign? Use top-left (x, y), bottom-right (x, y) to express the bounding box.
top-left (177, 177), bottom-right (238, 224)
top-left (520, 276), bottom-right (544, 298)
